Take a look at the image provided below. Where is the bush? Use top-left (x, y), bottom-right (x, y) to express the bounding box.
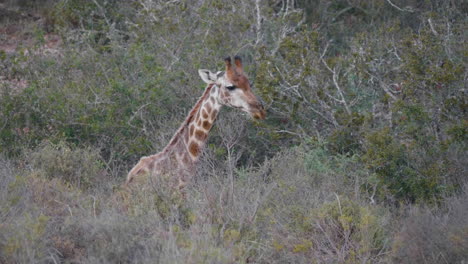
top-left (307, 197), bottom-right (387, 263)
top-left (0, 212), bottom-right (50, 263)
top-left (246, 146), bottom-right (391, 263)
top-left (28, 141), bottom-right (106, 190)
top-left (0, 156), bottom-right (78, 263)
top-left (391, 187), bottom-right (468, 263)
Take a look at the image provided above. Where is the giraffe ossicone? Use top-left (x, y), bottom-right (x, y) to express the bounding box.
top-left (125, 57), bottom-right (266, 189)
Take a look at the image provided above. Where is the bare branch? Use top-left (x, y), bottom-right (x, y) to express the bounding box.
top-left (255, 0), bottom-right (263, 45)
top-left (332, 70), bottom-right (351, 115)
top-left (385, 0), bottom-right (414, 13)
top-left (428, 18), bottom-right (439, 36)
top-left (366, 71), bottom-right (398, 101)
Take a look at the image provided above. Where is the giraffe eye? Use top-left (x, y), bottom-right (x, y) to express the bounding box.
top-left (226, 85), bottom-right (236, 91)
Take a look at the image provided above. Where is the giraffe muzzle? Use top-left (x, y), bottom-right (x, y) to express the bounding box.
top-left (251, 103), bottom-right (266, 120)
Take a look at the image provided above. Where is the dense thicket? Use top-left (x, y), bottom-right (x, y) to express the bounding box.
top-left (0, 0), bottom-right (466, 263)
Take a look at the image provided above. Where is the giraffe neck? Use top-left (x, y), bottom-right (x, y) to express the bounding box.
top-left (164, 84), bottom-right (222, 163)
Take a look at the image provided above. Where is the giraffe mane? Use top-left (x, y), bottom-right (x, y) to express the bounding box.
top-left (164, 83), bottom-right (215, 150)
top-left (185, 83), bottom-right (215, 125)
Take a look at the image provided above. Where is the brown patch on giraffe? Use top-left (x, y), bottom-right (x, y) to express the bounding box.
top-left (211, 109), bottom-right (218, 120)
top-left (202, 109), bottom-right (209, 119)
top-left (189, 142), bottom-right (200, 156)
top-left (202, 120), bottom-right (211, 130)
top-left (195, 129), bottom-right (207, 141)
top-left (205, 103), bottom-right (212, 113)
top-left (210, 97), bottom-right (215, 104)
top-left (184, 129), bottom-right (189, 143)
top-left (190, 124), bottom-right (195, 136)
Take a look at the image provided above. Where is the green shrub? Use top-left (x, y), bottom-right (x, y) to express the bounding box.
top-left (310, 197), bottom-right (388, 262)
top-left (248, 146), bottom-right (390, 263)
top-left (0, 213), bottom-right (50, 263)
top-left (29, 141), bottom-right (105, 190)
top-left (327, 112), bottom-right (366, 155)
top-left (363, 128), bottom-right (442, 203)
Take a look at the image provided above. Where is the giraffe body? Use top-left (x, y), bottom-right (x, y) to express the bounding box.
top-left (125, 57), bottom-right (265, 189)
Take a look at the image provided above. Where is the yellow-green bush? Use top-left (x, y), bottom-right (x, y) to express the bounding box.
top-left (0, 213), bottom-right (49, 262)
top-left (29, 141), bottom-right (105, 190)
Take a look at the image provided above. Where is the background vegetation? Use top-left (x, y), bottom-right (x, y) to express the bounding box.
top-left (0, 0), bottom-right (466, 263)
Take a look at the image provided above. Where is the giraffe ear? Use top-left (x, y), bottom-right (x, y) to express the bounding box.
top-left (216, 71), bottom-right (225, 78)
top-left (198, 69), bottom-right (217, 84)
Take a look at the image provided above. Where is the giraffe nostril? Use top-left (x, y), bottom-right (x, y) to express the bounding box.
top-left (257, 102), bottom-right (265, 111)
top-left (253, 110), bottom-right (266, 120)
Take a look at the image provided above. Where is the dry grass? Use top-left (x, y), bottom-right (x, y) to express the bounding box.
top-left (1, 141), bottom-right (467, 263)
top-left (392, 187), bottom-right (468, 264)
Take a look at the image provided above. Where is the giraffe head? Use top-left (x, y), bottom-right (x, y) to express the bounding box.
top-left (198, 56), bottom-right (266, 120)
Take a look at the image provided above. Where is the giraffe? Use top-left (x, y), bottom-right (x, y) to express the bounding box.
top-left (125, 56), bottom-right (266, 190)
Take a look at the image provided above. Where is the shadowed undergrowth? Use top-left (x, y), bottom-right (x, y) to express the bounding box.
top-left (1, 144), bottom-right (467, 263)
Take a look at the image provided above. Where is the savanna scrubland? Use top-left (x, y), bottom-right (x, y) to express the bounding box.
top-left (0, 0), bottom-right (467, 263)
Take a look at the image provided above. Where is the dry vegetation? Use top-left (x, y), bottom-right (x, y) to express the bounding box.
top-left (0, 0), bottom-right (467, 263)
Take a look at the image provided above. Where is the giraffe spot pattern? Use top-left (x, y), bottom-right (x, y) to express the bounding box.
top-left (189, 142), bottom-right (200, 156)
top-left (195, 129), bottom-right (207, 141)
top-left (184, 129), bottom-right (189, 143)
top-left (211, 109), bottom-right (218, 121)
top-left (202, 120), bottom-right (211, 130)
top-left (205, 103), bottom-right (212, 113)
top-left (202, 109), bottom-right (209, 119)
top-left (190, 124), bottom-right (195, 136)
